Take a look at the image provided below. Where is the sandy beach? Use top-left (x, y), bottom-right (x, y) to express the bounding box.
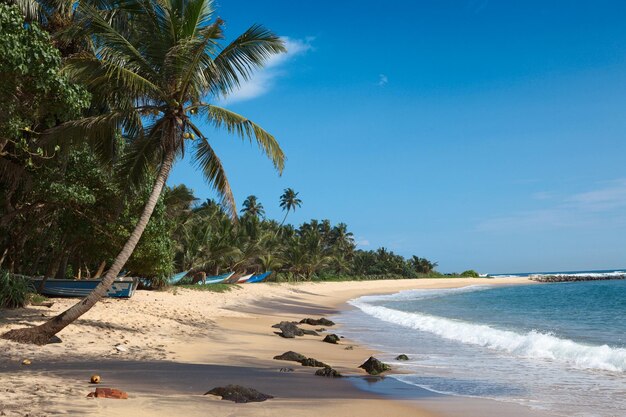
top-left (0, 277), bottom-right (545, 417)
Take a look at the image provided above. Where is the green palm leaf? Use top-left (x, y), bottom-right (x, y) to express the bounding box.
top-left (193, 137), bottom-right (235, 218)
top-left (200, 104), bottom-right (285, 173)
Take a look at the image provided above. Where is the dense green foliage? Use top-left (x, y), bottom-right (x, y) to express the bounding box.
top-left (169, 194), bottom-right (444, 282)
top-left (1, 145), bottom-right (176, 280)
top-left (0, 270), bottom-right (31, 308)
top-left (0, 3), bottom-right (89, 155)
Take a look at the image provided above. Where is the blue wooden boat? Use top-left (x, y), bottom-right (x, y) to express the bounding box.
top-left (197, 272), bottom-right (234, 285)
top-left (246, 271), bottom-right (272, 283)
top-left (29, 277), bottom-right (138, 298)
top-left (138, 271), bottom-right (189, 288)
top-left (169, 271), bottom-right (189, 284)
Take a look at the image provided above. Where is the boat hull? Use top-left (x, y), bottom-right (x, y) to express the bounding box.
top-left (29, 277), bottom-right (138, 298)
top-left (236, 273), bottom-right (254, 283)
top-left (246, 271), bottom-right (272, 283)
top-left (198, 272), bottom-right (234, 285)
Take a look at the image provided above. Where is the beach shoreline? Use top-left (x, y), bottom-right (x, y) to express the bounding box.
top-left (0, 277), bottom-right (546, 417)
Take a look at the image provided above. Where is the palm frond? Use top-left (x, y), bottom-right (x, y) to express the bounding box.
top-left (63, 56), bottom-right (165, 103)
top-left (209, 24), bottom-right (286, 96)
top-left (41, 111), bottom-right (133, 162)
top-left (73, 3), bottom-right (161, 82)
top-left (192, 137), bottom-right (236, 220)
top-left (11, 0), bottom-right (41, 22)
top-left (200, 105), bottom-right (285, 173)
top-left (118, 118), bottom-right (168, 189)
top-left (181, 0), bottom-right (214, 37)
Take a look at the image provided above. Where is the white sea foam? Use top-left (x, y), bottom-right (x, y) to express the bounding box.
top-left (350, 293), bottom-right (626, 373)
top-left (531, 271), bottom-right (626, 278)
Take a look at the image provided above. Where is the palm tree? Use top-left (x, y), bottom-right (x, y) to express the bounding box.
top-left (278, 188), bottom-right (301, 226)
top-left (2, 0), bottom-right (285, 344)
top-left (410, 256), bottom-right (438, 274)
top-left (240, 195), bottom-right (265, 218)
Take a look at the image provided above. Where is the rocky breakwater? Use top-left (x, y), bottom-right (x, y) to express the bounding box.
top-left (530, 274), bottom-right (626, 283)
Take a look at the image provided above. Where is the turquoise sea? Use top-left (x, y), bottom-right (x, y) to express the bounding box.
top-left (339, 272), bottom-right (626, 417)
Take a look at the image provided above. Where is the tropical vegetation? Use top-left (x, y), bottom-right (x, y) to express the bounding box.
top-left (0, 0), bottom-right (467, 344)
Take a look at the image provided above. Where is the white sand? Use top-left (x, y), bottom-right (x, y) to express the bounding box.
top-left (0, 277), bottom-right (535, 417)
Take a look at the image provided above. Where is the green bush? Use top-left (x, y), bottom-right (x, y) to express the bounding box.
top-left (0, 270), bottom-right (32, 308)
top-left (460, 270), bottom-right (480, 278)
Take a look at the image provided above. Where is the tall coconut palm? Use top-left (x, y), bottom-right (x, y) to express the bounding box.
top-left (2, 0), bottom-right (285, 344)
top-left (240, 195), bottom-right (265, 218)
top-left (278, 188), bottom-right (301, 226)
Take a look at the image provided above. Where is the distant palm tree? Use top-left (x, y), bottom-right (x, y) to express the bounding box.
top-left (2, 0), bottom-right (285, 345)
top-left (410, 256), bottom-right (438, 274)
top-left (241, 195), bottom-right (265, 218)
top-left (279, 188), bottom-right (302, 226)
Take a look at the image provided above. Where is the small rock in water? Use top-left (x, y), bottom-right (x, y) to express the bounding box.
top-left (300, 318), bottom-right (335, 327)
top-left (21, 359), bottom-right (32, 366)
top-left (279, 368), bottom-right (294, 373)
top-left (359, 357), bottom-right (391, 375)
top-left (315, 367), bottom-right (342, 377)
top-left (204, 385), bottom-right (273, 403)
top-left (395, 354), bottom-right (410, 361)
top-left (114, 344), bottom-right (127, 352)
top-left (322, 334), bottom-right (340, 344)
top-left (87, 387), bottom-right (128, 399)
top-left (90, 375), bottom-right (101, 384)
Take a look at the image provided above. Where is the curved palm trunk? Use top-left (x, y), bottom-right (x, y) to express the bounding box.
top-left (273, 210), bottom-right (289, 239)
top-left (279, 210), bottom-right (289, 226)
top-left (2, 150), bottom-right (176, 345)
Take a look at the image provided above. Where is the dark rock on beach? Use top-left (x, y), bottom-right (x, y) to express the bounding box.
top-left (322, 334), bottom-right (340, 344)
top-left (300, 357), bottom-right (329, 368)
top-left (204, 385), bottom-right (274, 403)
top-left (273, 351), bottom-right (307, 362)
top-left (274, 351), bottom-right (329, 368)
top-left (315, 367), bottom-right (342, 377)
top-left (272, 321), bottom-right (305, 338)
top-left (300, 318), bottom-right (335, 326)
top-left (301, 329), bottom-right (319, 336)
top-left (359, 357), bottom-right (391, 375)
top-left (395, 354), bottom-right (410, 361)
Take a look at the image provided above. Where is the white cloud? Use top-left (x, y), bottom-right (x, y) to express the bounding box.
top-left (477, 179), bottom-right (626, 233)
top-left (355, 238), bottom-right (370, 247)
top-left (220, 36), bottom-right (314, 104)
top-left (568, 179), bottom-right (626, 212)
top-left (378, 74), bottom-right (388, 87)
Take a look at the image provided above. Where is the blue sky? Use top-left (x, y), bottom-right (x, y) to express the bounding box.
top-left (169, 1), bottom-right (626, 273)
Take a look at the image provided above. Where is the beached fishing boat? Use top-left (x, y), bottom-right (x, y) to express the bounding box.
top-left (246, 271), bottom-right (272, 283)
top-left (169, 271), bottom-right (189, 285)
top-left (138, 271), bottom-right (189, 288)
top-left (29, 277), bottom-right (138, 298)
top-left (236, 273), bottom-right (254, 283)
top-left (197, 272), bottom-right (234, 285)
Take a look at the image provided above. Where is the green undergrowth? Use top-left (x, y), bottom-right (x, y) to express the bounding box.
top-left (173, 283), bottom-right (240, 293)
top-left (29, 293), bottom-right (50, 304)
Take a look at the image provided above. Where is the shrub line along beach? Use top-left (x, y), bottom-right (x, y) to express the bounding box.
top-left (0, 277), bottom-right (542, 417)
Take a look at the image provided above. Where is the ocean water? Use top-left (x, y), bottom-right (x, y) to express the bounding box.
top-left (339, 278), bottom-right (626, 417)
